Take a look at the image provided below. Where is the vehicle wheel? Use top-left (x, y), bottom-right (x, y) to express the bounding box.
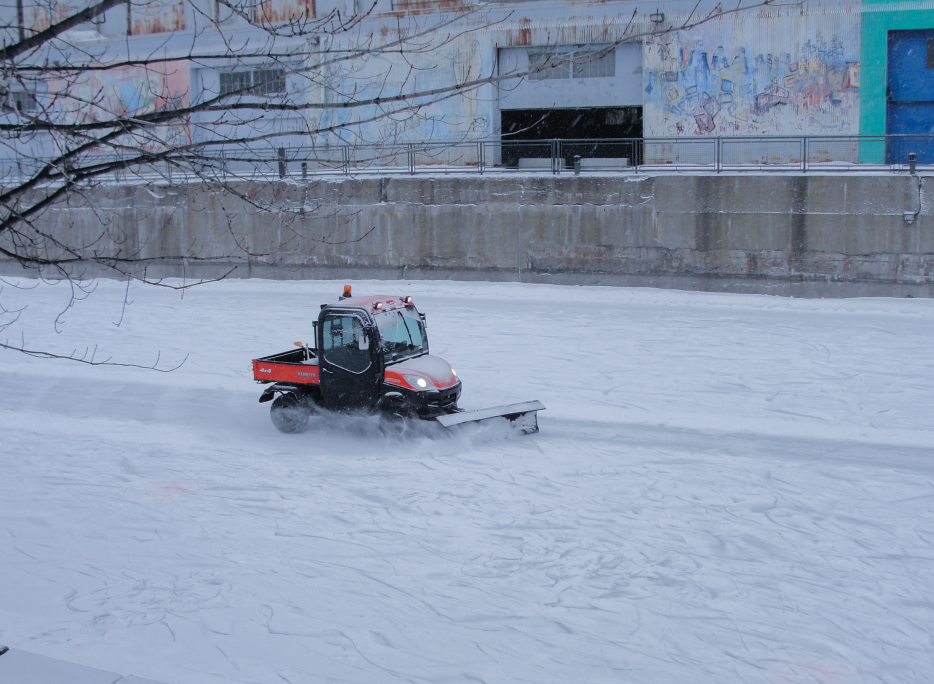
top-left (380, 399), bottom-right (417, 423)
top-left (270, 393), bottom-right (310, 433)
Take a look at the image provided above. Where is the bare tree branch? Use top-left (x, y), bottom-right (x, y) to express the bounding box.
top-left (0, 338), bottom-right (188, 371)
top-left (0, 0), bottom-right (128, 61)
top-left (0, 0), bottom-right (792, 366)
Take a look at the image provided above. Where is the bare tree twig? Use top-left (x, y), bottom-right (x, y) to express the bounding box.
top-left (0, 338), bottom-right (188, 371)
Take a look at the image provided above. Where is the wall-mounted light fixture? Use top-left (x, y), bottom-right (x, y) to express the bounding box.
top-left (650, 10), bottom-right (665, 24)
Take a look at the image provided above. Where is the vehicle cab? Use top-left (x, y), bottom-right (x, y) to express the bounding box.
top-left (316, 294), bottom-right (461, 419)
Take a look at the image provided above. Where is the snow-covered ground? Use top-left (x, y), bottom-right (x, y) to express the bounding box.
top-left (2, 277), bottom-right (934, 684)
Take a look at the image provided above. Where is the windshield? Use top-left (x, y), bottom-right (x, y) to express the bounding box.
top-left (376, 309), bottom-right (428, 363)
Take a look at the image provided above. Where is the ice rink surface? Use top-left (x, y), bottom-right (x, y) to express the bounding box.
top-left (1, 277), bottom-right (933, 684)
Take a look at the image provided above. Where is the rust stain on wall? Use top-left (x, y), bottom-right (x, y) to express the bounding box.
top-left (392, 0), bottom-right (466, 12)
top-left (132, 1), bottom-right (186, 34)
top-left (506, 18), bottom-right (533, 47)
top-left (26, 1), bottom-right (71, 34)
top-left (256, 0), bottom-right (316, 24)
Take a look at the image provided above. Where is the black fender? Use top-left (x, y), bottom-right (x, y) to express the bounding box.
top-left (259, 383), bottom-right (301, 403)
top-left (375, 390), bottom-right (406, 409)
top-left (376, 390), bottom-right (417, 418)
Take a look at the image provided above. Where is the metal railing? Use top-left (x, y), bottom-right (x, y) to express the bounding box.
top-left (1, 135), bottom-right (932, 183)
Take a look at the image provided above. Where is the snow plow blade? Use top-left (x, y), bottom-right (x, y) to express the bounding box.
top-left (436, 401), bottom-right (545, 434)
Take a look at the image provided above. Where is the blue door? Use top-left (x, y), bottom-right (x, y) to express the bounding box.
top-left (887, 29), bottom-right (934, 163)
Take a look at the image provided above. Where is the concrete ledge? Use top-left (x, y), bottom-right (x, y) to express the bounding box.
top-left (5, 259), bottom-right (934, 298)
top-left (4, 174), bottom-right (934, 299)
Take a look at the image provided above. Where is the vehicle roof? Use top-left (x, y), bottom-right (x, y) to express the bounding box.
top-left (326, 295), bottom-right (413, 313)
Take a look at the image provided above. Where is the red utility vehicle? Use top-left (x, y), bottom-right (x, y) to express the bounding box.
top-left (252, 287), bottom-right (544, 434)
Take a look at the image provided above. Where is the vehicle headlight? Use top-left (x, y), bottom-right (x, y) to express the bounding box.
top-left (404, 375), bottom-right (432, 390)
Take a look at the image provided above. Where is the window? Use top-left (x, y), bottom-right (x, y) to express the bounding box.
top-left (220, 71), bottom-right (250, 96)
top-left (219, 68), bottom-right (285, 97)
top-left (573, 48), bottom-right (616, 79)
top-left (252, 69), bottom-right (286, 95)
top-left (322, 316), bottom-right (371, 373)
top-left (376, 310), bottom-right (428, 363)
top-left (528, 47), bottom-right (615, 81)
top-left (11, 91), bottom-right (38, 113)
top-left (529, 52), bottom-right (570, 81)
top-left (928, 37), bottom-right (934, 69)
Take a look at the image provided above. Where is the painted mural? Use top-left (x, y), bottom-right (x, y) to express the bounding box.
top-left (51, 61), bottom-right (191, 151)
top-left (643, 13), bottom-right (861, 137)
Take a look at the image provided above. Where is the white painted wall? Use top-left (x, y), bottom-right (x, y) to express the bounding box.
top-left (497, 42), bottom-right (642, 110)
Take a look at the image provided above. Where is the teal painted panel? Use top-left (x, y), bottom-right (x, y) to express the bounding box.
top-left (860, 3), bottom-right (934, 162)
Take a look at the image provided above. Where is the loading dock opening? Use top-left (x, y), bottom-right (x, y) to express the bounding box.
top-left (500, 107), bottom-right (643, 168)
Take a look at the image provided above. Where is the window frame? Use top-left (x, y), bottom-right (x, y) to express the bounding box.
top-left (573, 47), bottom-right (616, 79)
top-left (527, 46), bottom-right (616, 82)
top-left (218, 67), bottom-right (286, 98)
top-left (9, 90), bottom-right (39, 113)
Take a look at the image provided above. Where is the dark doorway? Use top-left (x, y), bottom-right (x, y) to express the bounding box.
top-left (500, 107), bottom-right (643, 167)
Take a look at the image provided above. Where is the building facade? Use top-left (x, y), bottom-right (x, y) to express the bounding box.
top-left (3, 0), bottom-right (934, 165)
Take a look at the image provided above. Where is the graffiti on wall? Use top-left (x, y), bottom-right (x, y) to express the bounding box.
top-left (643, 15), bottom-right (860, 136)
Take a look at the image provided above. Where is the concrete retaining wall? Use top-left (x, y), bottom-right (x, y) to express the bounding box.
top-left (5, 173), bottom-right (934, 298)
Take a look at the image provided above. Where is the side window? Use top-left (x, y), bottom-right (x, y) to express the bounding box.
top-left (322, 316), bottom-right (371, 373)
